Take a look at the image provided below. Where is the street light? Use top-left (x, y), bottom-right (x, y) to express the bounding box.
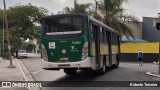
top-left (3, 0), bottom-right (16, 68)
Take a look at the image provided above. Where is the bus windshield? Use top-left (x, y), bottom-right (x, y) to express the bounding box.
top-left (44, 16), bottom-right (83, 36)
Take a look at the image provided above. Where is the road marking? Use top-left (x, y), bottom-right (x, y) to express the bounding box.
top-left (31, 69), bottom-right (43, 75)
top-left (16, 59), bottom-right (32, 90)
top-left (16, 58), bottom-right (28, 81)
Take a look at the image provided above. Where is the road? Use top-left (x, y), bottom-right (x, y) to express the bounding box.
top-left (20, 53), bottom-right (160, 90)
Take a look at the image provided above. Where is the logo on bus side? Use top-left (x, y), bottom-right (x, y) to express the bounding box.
top-left (62, 49), bottom-right (66, 54)
top-left (71, 46), bottom-right (75, 50)
top-left (70, 46), bottom-right (78, 52)
top-left (49, 42), bottom-right (55, 49)
top-left (72, 41), bottom-right (81, 44)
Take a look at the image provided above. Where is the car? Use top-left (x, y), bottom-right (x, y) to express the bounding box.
top-left (0, 57), bottom-right (2, 60)
top-left (17, 50), bottom-right (27, 59)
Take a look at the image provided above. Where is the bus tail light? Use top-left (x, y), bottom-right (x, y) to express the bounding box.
top-left (41, 44), bottom-right (48, 61)
top-left (81, 42), bottom-right (88, 60)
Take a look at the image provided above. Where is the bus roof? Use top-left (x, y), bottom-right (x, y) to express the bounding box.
top-left (89, 16), bottom-right (120, 35)
top-left (40, 14), bottom-right (86, 22)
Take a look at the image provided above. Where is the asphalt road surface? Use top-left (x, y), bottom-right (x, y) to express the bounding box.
top-left (20, 53), bottom-right (160, 90)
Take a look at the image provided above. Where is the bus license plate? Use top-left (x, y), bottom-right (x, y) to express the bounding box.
top-left (58, 64), bottom-right (70, 67)
top-left (60, 57), bottom-right (69, 61)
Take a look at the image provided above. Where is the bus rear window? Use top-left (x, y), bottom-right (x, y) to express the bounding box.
top-left (45, 17), bottom-right (83, 35)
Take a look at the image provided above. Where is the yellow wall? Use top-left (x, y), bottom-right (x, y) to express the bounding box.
top-left (120, 42), bottom-right (160, 53)
top-left (90, 43), bottom-right (119, 56)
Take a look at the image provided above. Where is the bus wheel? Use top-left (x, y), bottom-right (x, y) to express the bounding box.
top-left (64, 69), bottom-right (77, 75)
top-left (111, 55), bottom-right (119, 68)
top-left (97, 57), bottom-right (106, 75)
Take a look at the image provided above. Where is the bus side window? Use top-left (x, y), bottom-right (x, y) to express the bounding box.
top-left (90, 22), bottom-right (95, 42)
top-left (103, 28), bottom-right (106, 43)
top-left (100, 27), bottom-right (103, 43)
top-left (113, 33), bottom-right (116, 45)
top-left (115, 35), bottom-right (118, 45)
top-left (111, 33), bottom-right (113, 45)
top-left (105, 30), bottom-right (109, 44)
top-left (91, 22), bottom-right (97, 42)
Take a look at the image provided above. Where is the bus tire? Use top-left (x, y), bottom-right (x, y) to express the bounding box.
top-left (64, 69), bottom-right (77, 75)
top-left (97, 57), bottom-right (106, 75)
top-left (111, 55), bottom-right (119, 68)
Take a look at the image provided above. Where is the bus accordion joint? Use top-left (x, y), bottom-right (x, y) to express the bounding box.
top-left (81, 42), bottom-right (88, 60)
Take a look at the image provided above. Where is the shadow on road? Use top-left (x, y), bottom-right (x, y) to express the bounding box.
top-left (56, 68), bottom-right (114, 81)
top-left (44, 67), bottom-right (118, 87)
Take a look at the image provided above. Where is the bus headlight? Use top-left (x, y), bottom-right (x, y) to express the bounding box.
top-left (81, 42), bottom-right (88, 60)
top-left (41, 44), bottom-right (48, 61)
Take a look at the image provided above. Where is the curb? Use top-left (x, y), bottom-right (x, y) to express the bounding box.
top-left (146, 71), bottom-right (160, 78)
top-left (152, 61), bottom-right (159, 65)
top-left (16, 59), bottom-right (35, 81)
top-left (16, 59), bottom-right (41, 90)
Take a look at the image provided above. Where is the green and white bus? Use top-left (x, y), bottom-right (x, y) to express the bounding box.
top-left (40, 14), bottom-right (121, 75)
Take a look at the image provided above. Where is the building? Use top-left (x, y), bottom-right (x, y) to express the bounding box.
top-left (120, 17), bottom-right (160, 62)
top-left (124, 21), bottom-right (142, 39)
top-left (142, 17), bottom-right (160, 42)
top-left (123, 17), bottom-right (160, 42)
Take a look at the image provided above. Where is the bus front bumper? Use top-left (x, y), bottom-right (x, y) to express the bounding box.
top-left (41, 57), bottom-right (92, 69)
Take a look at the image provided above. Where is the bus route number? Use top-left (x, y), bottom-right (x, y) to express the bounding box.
top-left (72, 41), bottom-right (81, 45)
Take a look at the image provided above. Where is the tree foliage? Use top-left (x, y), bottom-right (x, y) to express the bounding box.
top-left (96, 0), bottom-right (139, 37)
top-left (7, 4), bottom-right (48, 40)
top-left (64, 0), bottom-right (140, 37)
top-left (0, 9), bottom-right (3, 29)
top-left (0, 4), bottom-right (48, 56)
top-left (20, 42), bottom-right (35, 52)
top-left (64, 3), bottom-right (93, 15)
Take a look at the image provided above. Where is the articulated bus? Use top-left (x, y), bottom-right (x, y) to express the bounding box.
top-left (40, 14), bottom-right (121, 75)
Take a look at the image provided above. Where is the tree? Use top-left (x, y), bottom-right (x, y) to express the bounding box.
top-left (7, 4), bottom-right (48, 40)
top-left (64, 0), bottom-right (139, 37)
top-left (20, 42), bottom-right (35, 52)
top-left (0, 9), bottom-right (3, 29)
top-left (0, 4), bottom-right (49, 57)
top-left (64, 3), bottom-right (93, 14)
top-left (0, 9), bottom-right (3, 44)
top-left (96, 0), bottom-right (139, 37)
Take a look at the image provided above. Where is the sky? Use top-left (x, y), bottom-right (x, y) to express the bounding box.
top-left (0, 0), bottom-right (160, 21)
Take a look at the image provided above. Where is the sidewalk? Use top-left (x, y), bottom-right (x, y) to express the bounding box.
top-left (0, 59), bottom-right (25, 81)
top-left (0, 58), bottom-right (40, 90)
top-left (0, 59), bottom-right (28, 90)
top-left (146, 62), bottom-right (160, 78)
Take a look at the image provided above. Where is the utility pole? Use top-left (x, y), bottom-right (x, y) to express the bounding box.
top-left (95, 0), bottom-right (98, 13)
top-left (3, 0), bottom-right (16, 68)
top-left (3, 13), bottom-right (4, 57)
top-left (158, 13), bottom-right (160, 74)
top-left (95, 0), bottom-right (102, 14)
top-left (74, 0), bottom-right (77, 9)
